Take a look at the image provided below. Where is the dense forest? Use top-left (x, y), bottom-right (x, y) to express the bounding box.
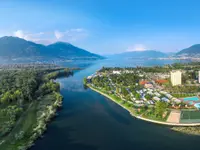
top-left (0, 68), bottom-right (73, 150)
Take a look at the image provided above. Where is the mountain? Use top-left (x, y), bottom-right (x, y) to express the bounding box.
top-left (108, 50), bottom-right (167, 59)
top-left (176, 44), bottom-right (200, 56)
top-left (47, 42), bottom-right (103, 59)
top-left (0, 36), bottom-right (49, 57)
top-left (0, 36), bottom-right (103, 60)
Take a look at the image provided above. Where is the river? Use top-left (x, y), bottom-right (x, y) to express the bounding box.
top-left (31, 58), bottom-right (200, 150)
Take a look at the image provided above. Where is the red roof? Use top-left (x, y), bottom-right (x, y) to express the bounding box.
top-left (155, 79), bottom-right (168, 84)
top-left (139, 81), bottom-right (149, 85)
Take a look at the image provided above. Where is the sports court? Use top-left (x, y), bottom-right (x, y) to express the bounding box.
top-left (180, 110), bottom-right (200, 123)
top-left (167, 110), bottom-right (181, 123)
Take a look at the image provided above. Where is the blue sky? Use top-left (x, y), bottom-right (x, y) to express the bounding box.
top-left (1, 0), bottom-right (200, 54)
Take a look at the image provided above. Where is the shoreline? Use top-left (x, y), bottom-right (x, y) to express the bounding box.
top-left (88, 85), bottom-right (200, 127)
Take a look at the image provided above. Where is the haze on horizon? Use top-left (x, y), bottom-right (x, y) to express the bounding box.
top-left (1, 0), bottom-right (200, 54)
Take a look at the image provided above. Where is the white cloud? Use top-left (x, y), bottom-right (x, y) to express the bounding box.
top-left (126, 44), bottom-right (147, 52)
top-left (54, 30), bottom-right (64, 39)
top-left (13, 30), bottom-right (40, 41)
top-left (54, 28), bottom-right (88, 42)
top-left (11, 28), bottom-right (87, 45)
top-left (14, 30), bottom-right (27, 39)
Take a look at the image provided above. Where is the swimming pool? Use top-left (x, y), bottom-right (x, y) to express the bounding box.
top-left (183, 96), bottom-right (199, 101)
top-left (194, 103), bottom-right (200, 109)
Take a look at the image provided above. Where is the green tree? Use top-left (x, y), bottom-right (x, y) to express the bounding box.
top-left (145, 94), bottom-right (151, 100)
top-left (121, 87), bottom-right (129, 96)
top-left (155, 101), bottom-right (168, 118)
top-left (135, 93), bottom-right (141, 100)
top-left (1, 91), bottom-right (11, 104)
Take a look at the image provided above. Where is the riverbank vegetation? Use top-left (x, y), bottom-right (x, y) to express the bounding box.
top-left (0, 67), bottom-right (73, 150)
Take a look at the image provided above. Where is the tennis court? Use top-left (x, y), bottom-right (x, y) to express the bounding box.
top-left (180, 110), bottom-right (200, 123)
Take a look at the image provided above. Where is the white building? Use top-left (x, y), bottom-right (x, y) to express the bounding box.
top-left (154, 92), bottom-right (161, 97)
top-left (170, 70), bottom-right (182, 86)
top-left (113, 70), bottom-right (121, 74)
top-left (166, 93), bottom-right (173, 99)
top-left (172, 98), bottom-right (181, 104)
top-left (161, 97), bottom-right (169, 102)
top-left (199, 71), bottom-right (200, 83)
top-left (153, 97), bottom-right (160, 101)
top-left (135, 100), bottom-right (144, 104)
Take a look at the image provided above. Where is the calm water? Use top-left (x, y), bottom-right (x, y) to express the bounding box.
top-left (31, 58), bottom-right (200, 150)
top-left (184, 96), bottom-right (199, 101)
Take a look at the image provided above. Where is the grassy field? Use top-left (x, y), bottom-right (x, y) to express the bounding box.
top-left (0, 93), bottom-right (58, 150)
top-left (0, 101), bottom-right (38, 150)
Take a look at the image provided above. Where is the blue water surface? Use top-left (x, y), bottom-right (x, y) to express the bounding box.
top-left (31, 58), bottom-right (200, 150)
top-left (184, 96), bottom-right (199, 101)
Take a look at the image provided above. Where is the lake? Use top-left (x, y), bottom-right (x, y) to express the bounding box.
top-left (31, 58), bottom-right (200, 150)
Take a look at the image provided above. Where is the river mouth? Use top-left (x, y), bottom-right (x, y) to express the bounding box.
top-left (31, 59), bottom-right (200, 150)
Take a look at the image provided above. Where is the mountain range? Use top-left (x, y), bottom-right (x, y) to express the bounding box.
top-left (107, 44), bottom-right (200, 58)
top-left (0, 36), bottom-right (103, 60)
top-left (0, 36), bottom-right (200, 60)
top-left (107, 50), bottom-right (167, 59)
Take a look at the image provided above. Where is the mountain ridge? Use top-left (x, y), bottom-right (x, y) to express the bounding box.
top-left (0, 36), bottom-right (103, 60)
top-left (176, 44), bottom-right (200, 56)
top-left (107, 50), bottom-right (168, 58)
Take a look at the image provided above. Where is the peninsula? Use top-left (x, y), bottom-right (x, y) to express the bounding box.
top-left (85, 63), bottom-right (200, 135)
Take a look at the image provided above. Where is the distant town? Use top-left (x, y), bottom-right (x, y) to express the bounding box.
top-left (85, 62), bottom-right (200, 129)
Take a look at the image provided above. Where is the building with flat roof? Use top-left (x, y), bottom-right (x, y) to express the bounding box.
top-left (171, 70), bottom-right (182, 86)
top-left (199, 71), bottom-right (200, 83)
top-left (112, 70), bottom-right (121, 74)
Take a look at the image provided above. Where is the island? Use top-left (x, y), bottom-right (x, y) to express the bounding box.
top-left (0, 64), bottom-right (73, 150)
top-left (84, 63), bottom-right (200, 135)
